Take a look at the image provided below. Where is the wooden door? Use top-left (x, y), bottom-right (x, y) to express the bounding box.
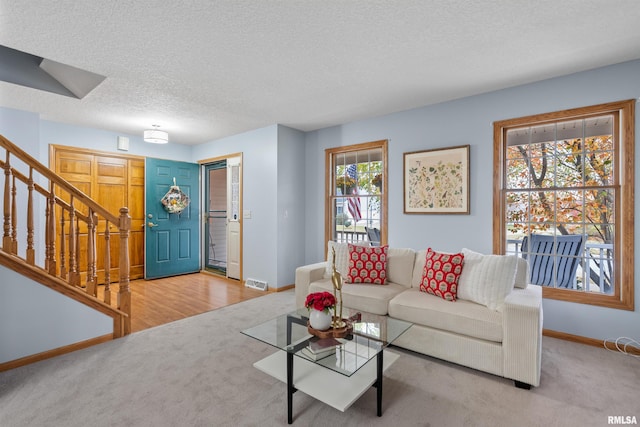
top-left (127, 159), bottom-right (145, 279)
top-left (52, 146), bottom-right (145, 284)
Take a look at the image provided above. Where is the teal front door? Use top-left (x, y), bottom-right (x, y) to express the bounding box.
top-left (145, 158), bottom-right (200, 279)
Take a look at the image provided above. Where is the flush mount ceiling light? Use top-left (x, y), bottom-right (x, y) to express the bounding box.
top-left (143, 125), bottom-right (169, 144)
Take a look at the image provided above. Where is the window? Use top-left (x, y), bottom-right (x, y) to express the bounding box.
top-left (493, 100), bottom-right (634, 310)
top-left (326, 140), bottom-right (388, 248)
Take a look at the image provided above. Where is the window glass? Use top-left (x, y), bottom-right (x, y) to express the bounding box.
top-left (326, 141), bottom-right (387, 248)
top-left (494, 100), bottom-right (634, 309)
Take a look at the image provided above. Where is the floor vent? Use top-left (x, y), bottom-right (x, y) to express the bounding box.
top-left (245, 278), bottom-right (268, 291)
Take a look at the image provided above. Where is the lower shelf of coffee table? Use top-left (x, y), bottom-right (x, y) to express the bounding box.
top-left (253, 349), bottom-right (399, 412)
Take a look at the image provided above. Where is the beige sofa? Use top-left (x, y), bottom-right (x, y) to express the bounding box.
top-left (295, 245), bottom-right (543, 388)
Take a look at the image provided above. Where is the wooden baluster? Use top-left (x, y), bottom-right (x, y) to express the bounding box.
top-left (86, 210), bottom-right (96, 296)
top-left (60, 209), bottom-right (67, 279)
top-left (103, 221), bottom-right (111, 305)
top-left (26, 168), bottom-right (35, 264)
top-left (93, 213), bottom-right (99, 288)
top-left (3, 151), bottom-right (11, 252)
top-left (75, 217), bottom-right (81, 286)
top-left (68, 197), bottom-right (78, 286)
top-left (45, 188), bottom-right (50, 271)
top-left (11, 175), bottom-right (17, 254)
top-left (118, 207), bottom-right (131, 336)
top-left (47, 182), bottom-right (56, 275)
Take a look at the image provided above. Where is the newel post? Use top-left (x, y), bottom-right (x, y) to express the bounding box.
top-left (118, 207), bottom-right (132, 336)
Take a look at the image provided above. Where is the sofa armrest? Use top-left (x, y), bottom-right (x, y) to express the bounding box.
top-left (502, 284), bottom-right (543, 387)
top-left (295, 262), bottom-right (327, 308)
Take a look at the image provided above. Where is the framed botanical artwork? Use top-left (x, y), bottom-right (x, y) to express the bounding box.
top-left (404, 145), bottom-right (470, 214)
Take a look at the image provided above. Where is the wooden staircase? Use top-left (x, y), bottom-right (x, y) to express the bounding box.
top-left (0, 134), bottom-right (131, 358)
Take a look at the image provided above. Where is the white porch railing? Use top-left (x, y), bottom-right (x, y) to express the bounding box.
top-left (335, 230), bottom-right (368, 244)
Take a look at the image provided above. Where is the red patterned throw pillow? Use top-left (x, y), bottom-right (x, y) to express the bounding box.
top-left (346, 244), bottom-right (388, 284)
top-left (420, 248), bottom-right (464, 301)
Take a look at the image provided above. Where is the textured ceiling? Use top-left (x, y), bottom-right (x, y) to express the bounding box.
top-left (1, 1), bottom-right (639, 145)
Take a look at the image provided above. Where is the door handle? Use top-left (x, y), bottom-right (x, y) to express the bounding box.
top-left (148, 222), bottom-right (159, 228)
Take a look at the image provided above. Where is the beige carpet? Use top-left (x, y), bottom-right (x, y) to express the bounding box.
top-left (0, 290), bottom-right (638, 427)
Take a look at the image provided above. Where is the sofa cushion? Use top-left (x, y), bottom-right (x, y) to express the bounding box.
top-left (387, 248), bottom-right (416, 287)
top-left (458, 249), bottom-right (517, 310)
top-left (308, 278), bottom-right (406, 315)
top-left (389, 288), bottom-right (503, 343)
top-left (411, 249), bottom-right (428, 288)
top-left (324, 240), bottom-right (370, 280)
top-left (514, 257), bottom-right (529, 289)
top-left (347, 244), bottom-right (388, 284)
top-left (419, 248), bottom-right (464, 302)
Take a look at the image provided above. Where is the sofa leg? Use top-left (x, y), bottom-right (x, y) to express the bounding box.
top-left (514, 381), bottom-right (531, 390)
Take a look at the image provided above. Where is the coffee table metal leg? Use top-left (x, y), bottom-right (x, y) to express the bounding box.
top-left (287, 352), bottom-right (294, 424)
top-left (376, 350), bottom-right (383, 416)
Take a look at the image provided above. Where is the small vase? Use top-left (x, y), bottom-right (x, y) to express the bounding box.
top-left (309, 309), bottom-right (332, 331)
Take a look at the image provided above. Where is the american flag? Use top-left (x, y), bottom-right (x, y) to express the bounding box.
top-left (346, 164), bottom-right (361, 223)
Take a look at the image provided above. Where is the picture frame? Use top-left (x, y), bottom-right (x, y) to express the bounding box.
top-left (403, 145), bottom-right (470, 214)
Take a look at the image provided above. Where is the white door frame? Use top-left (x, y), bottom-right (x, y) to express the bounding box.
top-left (226, 155), bottom-right (242, 280)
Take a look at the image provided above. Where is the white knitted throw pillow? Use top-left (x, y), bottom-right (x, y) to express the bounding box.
top-left (324, 241), bottom-right (350, 279)
top-left (458, 248), bottom-right (517, 310)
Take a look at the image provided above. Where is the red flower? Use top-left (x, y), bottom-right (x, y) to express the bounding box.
top-left (304, 291), bottom-right (336, 313)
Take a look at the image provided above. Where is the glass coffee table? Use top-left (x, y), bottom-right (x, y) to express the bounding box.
top-left (242, 308), bottom-right (412, 424)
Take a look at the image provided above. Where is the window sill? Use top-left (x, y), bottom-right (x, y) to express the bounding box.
top-left (542, 287), bottom-right (633, 311)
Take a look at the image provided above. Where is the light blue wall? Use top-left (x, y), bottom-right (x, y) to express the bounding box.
top-left (0, 108), bottom-right (43, 261)
top-left (0, 264), bottom-right (112, 363)
top-left (303, 59), bottom-right (640, 341)
top-left (0, 107), bottom-right (40, 153)
top-left (40, 120), bottom-right (193, 163)
top-left (191, 124), bottom-right (305, 289)
top-left (191, 125), bottom-right (280, 288)
top-left (276, 125), bottom-right (306, 287)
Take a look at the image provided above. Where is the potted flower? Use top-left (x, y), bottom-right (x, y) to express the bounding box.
top-left (304, 291), bottom-right (336, 331)
top-left (372, 173), bottom-right (382, 191)
top-left (335, 175), bottom-right (356, 195)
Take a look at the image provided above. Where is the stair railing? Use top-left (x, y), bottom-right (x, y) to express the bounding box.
top-left (0, 135), bottom-right (131, 337)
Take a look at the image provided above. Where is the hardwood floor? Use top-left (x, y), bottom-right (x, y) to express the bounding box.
top-left (101, 272), bottom-right (268, 333)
